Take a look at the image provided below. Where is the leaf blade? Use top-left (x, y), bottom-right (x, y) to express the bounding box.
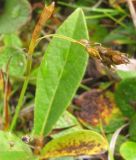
top-left (0, 131), bottom-right (33, 160)
top-left (33, 8), bottom-right (89, 136)
top-left (0, 0), bottom-right (31, 33)
top-left (120, 141), bottom-right (136, 160)
top-left (0, 47), bottom-right (26, 76)
top-left (115, 78), bottom-right (136, 117)
top-left (41, 130), bottom-right (108, 159)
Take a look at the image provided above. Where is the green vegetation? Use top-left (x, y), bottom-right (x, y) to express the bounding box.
top-left (0, 0), bottom-right (136, 160)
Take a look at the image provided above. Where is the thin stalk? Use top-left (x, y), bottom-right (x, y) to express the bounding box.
top-left (86, 12), bottom-right (118, 20)
top-left (117, 14), bottom-right (128, 24)
top-left (3, 58), bottom-right (12, 130)
top-left (108, 123), bottom-right (128, 160)
top-left (3, 74), bottom-right (10, 130)
top-left (79, 84), bottom-right (90, 91)
top-left (126, 0), bottom-right (136, 28)
top-left (37, 34), bottom-right (86, 47)
top-left (92, 0), bottom-right (103, 8)
top-left (104, 12), bottom-right (128, 29)
top-left (10, 2), bottom-right (55, 131)
top-left (58, 1), bottom-right (120, 13)
top-left (10, 58), bottom-right (32, 131)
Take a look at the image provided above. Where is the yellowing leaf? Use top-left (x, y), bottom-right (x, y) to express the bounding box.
top-left (41, 130), bottom-right (108, 159)
top-left (74, 90), bottom-right (124, 133)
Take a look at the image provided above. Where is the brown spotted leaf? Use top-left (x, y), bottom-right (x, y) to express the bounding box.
top-left (74, 89), bottom-right (125, 133)
top-left (41, 130), bottom-right (108, 159)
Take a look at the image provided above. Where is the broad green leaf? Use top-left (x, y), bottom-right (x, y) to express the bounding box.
top-left (54, 111), bottom-right (80, 129)
top-left (117, 70), bottom-right (136, 79)
top-left (115, 78), bottom-right (136, 117)
top-left (52, 126), bottom-right (82, 139)
top-left (3, 34), bottom-right (22, 48)
top-left (52, 111), bottom-right (82, 139)
top-left (0, 0), bottom-right (31, 33)
top-left (41, 130), bottom-right (108, 159)
top-left (0, 47), bottom-right (26, 76)
top-left (34, 8), bottom-right (89, 136)
top-left (0, 131), bottom-right (33, 160)
top-left (120, 141), bottom-right (136, 160)
top-left (129, 114), bottom-right (136, 141)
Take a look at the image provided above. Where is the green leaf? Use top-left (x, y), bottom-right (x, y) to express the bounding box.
top-left (104, 24), bottom-right (136, 45)
top-left (115, 78), bottom-right (136, 117)
top-left (0, 47), bottom-right (26, 76)
top-left (87, 19), bottom-right (108, 42)
top-left (129, 114), bottom-right (136, 141)
top-left (52, 111), bottom-right (82, 139)
top-left (0, 131), bottom-right (33, 160)
top-left (3, 34), bottom-right (22, 48)
top-left (52, 126), bottom-right (82, 139)
top-left (33, 8), bottom-right (89, 136)
top-left (41, 130), bottom-right (108, 159)
top-left (117, 70), bottom-right (136, 79)
top-left (54, 111), bottom-right (80, 129)
top-left (74, 90), bottom-right (125, 133)
top-left (51, 111), bottom-right (82, 138)
top-left (120, 141), bottom-right (136, 160)
top-left (0, 0), bottom-right (31, 33)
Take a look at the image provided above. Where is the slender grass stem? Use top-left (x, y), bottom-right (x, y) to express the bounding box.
top-left (104, 12), bottom-right (128, 29)
top-left (37, 34), bottom-right (86, 47)
top-left (10, 2), bottom-right (55, 132)
top-left (10, 57), bottom-right (32, 131)
top-left (86, 12), bottom-right (118, 19)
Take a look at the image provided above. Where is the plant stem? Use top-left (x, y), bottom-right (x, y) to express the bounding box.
top-left (37, 34), bottom-right (86, 47)
top-left (10, 2), bottom-right (55, 131)
top-left (104, 12), bottom-right (128, 29)
top-left (3, 65), bottom-right (10, 130)
top-left (126, 0), bottom-right (136, 28)
top-left (10, 56), bottom-right (32, 131)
